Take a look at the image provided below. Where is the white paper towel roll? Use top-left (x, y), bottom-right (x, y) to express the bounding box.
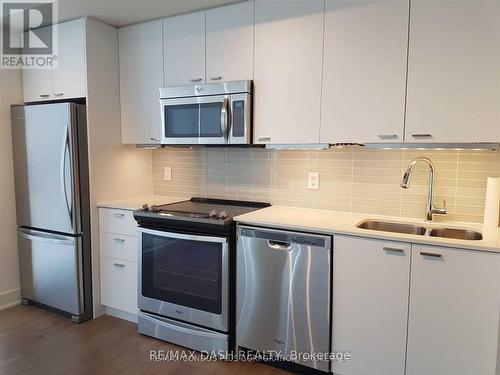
top-left (483, 177), bottom-right (500, 227)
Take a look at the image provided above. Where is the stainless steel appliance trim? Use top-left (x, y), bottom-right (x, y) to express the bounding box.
top-left (160, 80), bottom-right (252, 99)
top-left (138, 227), bottom-right (229, 332)
top-left (19, 227), bottom-right (76, 246)
top-left (60, 123), bottom-right (72, 230)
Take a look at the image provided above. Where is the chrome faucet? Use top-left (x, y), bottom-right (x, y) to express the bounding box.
top-left (401, 157), bottom-right (447, 221)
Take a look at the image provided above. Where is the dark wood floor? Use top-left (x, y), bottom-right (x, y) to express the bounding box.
top-left (0, 305), bottom-right (290, 375)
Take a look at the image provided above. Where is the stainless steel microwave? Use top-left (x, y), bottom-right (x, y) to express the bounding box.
top-left (160, 80), bottom-right (252, 145)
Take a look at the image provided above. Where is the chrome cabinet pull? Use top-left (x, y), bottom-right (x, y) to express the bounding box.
top-left (210, 76), bottom-right (222, 81)
top-left (54, 93), bottom-right (64, 97)
top-left (113, 213), bottom-right (125, 218)
top-left (150, 137), bottom-right (160, 141)
top-left (113, 238), bottom-right (125, 243)
top-left (378, 134), bottom-right (398, 139)
top-left (190, 78), bottom-right (202, 82)
top-left (113, 263), bottom-right (125, 268)
top-left (420, 251), bottom-right (442, 258)
top-left (39, 94), bottom-right (50, 98)
top-left (258, 137), bottom-right (271, 142)
top-left (383, 247), bottom-right (404, 254)
top-left (412, 134), bottom-right (433, 138)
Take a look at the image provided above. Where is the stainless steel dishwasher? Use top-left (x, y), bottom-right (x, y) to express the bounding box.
top-left (236, 225), bottom-right (331, 372)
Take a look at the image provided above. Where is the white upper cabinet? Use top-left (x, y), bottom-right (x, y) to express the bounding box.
top-left (22, 19), bottom-right (86, 102)
top-left (333, 235), bottom-right (410, 375)
top-left (407, 245), bottom-right (500, 375)
top-left (164, 11), bottom-right (205, 87)
top-left (52, 19), bottom-right (86, 100)
top-left (253, 0), bottom-right (324, 145)
top-left (321, 0), bottom-right (409, 144)
top-left (405, 0), bottom-right (500, 143)
top-left (119, 20), bottom-right (163, 144)
top-left (206, 1), bottom-right (254, 82)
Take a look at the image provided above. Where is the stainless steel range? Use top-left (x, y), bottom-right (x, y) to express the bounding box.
top-left (133, 198), bottom-right (270, 353)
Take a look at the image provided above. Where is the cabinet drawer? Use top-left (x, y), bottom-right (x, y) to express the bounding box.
top-left (100, 232), bottom-right (138, 262)
top-left (100, 256), bottom-right (137, 314)
top-left (99, 208), bottom-right (137, 235)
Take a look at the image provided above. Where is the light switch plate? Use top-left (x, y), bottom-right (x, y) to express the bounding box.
top-left (308, 172), bottom-right (319, 189)
top-left (163, 167), bottom-right (172, 181)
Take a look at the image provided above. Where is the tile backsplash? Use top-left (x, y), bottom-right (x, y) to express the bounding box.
top-left (152, 146), bottom-right (500, 223)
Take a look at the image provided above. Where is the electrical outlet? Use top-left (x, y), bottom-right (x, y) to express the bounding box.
top-left (163, 167), bottom-right (172, 181)
top-left (308, 172), bottom-right (319, 189)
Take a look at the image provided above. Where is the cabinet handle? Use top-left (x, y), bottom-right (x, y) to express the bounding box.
top-left (113, 263), bottom-right (126, 268)
top-left (383, 247), bottom-right (405, 254)
top-left (190, 78), bottom-right (202, 82)
top-left (113, 238), bottom-right (125, 243)
top-left (113, 213), bottom-right (125, 218)
top-left (39, 94), bottom-right (50, 98)
top-left (412, 134), bottom-right (433, 138)
top-left (210, 76), bottom-right (222, 81)
top-left (150, 137), bottom-right (160, 141)
top-left (420, 251), bottom-right (442, 258)
top-left (258, 137), bottom-right (271, 142)
top-left (378, 134), bottom-right (397, 140)
top-left (54, 93), bottom-right (64, 97)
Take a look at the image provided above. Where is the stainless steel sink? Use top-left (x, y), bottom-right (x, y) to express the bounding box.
top-left (356, 220), bottom-right (427, 235)
top-left (429, 228), bottom-right (483, 241)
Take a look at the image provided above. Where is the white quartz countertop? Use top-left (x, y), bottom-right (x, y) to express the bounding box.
top-left (234, 206), bottom-right (500, 254)
top-left (97, 195), bottom-right (187, 211)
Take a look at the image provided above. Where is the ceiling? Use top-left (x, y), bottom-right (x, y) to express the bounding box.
top-left (58, 0), bottom-right (243, 27)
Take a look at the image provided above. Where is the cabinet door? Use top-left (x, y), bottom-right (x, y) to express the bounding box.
top-left (405, 0), bottom-right (500, 142)
top-left (164, 11), bottom-right (205, 87)
top-left (332, 235), bottom-right (410, 375)
top-left (321, 0), bottom-right (408, 144)
top-left (254, 0), bottom-right (324, 144)
top-left (206, 1), bottom-right (254, 83)
top-left (119, 20), bottom-right (163, 144)
top-left (52, 19), bottom-right (86, 99)
top-left (22, 26), bottom-right (53, 102)
top-left (407, 245), bottom-right (500, 375)
top-left (100, 256), bottom-right (138, 314)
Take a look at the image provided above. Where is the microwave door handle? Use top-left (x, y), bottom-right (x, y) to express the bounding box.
top-left (220, 97), bottom-right (229, 142)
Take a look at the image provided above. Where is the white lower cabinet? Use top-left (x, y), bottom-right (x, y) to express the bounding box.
top-left (332, 236), bottom-right (500, 375)
top-left (406, 245), bottom-right (500, 375)
top-left (99, 207), bottom-right (138, 318)
top-left (100, 256), bottom-right (137, 315)
top-left (332, 235), bottom-right (410, 375)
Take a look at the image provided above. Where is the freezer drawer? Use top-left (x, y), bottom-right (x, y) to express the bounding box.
top-left (236, 226), bottom-right (331, 372)
top-left (18, 228), bottom-right (84, 316)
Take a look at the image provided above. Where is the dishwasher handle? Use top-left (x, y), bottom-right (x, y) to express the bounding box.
top-left (267, 240), bottom-right (293, 251)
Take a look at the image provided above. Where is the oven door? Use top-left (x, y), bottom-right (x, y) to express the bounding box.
top-left (160, 95), bottom-right (230, 145)
top-left (138, 227), bottom-right (229, 332)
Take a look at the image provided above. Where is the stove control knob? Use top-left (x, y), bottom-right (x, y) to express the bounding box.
top-left (209, 209), bottom-right (218, 218)
top-left (218, 210), bottom-right (228, 219)
top-left (142, 204), bottom-right (149, 212)
top-left (151, 205), bottom-right (159, 213)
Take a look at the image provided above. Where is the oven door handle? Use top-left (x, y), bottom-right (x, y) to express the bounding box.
top-left (138, 227), bottom-right (228, 244)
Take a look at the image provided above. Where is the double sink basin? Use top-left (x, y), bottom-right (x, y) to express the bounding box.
top-left (357, 220), bottom-right (483, 241)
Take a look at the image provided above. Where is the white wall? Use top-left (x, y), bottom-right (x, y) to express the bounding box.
top-left (0, 69), bottom-right (22, 310)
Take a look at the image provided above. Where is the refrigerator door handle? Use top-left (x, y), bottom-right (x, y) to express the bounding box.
top-left (19, 228), bottom-right (76, 246)
top-left (60, 124), bottom-right (73, 230)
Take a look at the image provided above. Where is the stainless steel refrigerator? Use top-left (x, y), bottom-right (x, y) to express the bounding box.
top-left (11, 102), bottom-right (92, 323)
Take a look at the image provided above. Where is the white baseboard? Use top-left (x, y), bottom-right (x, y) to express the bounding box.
top-left (104, 306), bottom-right (138, 323)
top-left (0, 288), bottom-right (21, 311)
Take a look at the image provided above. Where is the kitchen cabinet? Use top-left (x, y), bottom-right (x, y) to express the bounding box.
top-left (119, 20), bottom-right (163, 144)
top-left (332, 235), bottom-right (410, 375)
top-left (163, 11), bottom-right (205, 87)
top-left (406, 245), bottom-right (500, 375)
top-left (405, 0), bottom-right (500, 142)
top-left (99, 208), bottom-right (139, 319)
top-left (206, 1), bottom-right (254, 83)
top-left (23, 19), bottom-right (86, 102)
top-left (253, 0), bottom-right (324, 145)
top-left (321, 0), bottom-right (408, 144)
